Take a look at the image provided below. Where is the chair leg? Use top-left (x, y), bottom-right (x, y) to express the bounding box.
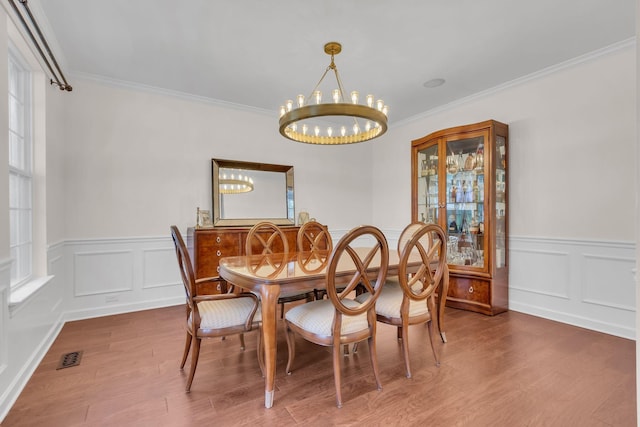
top-left (368, 333), bottom-right (382, 392)
top-left (180, 332), bottom-right (192, 369)
top-left (185, 336), bottom-right (201, 392)
top-left (239, 333), bottom-right (245, 350)
top-left (400, 322), bottom-right (412, 379)
top-left (427, 319), bottom-right (440, 367)
top-left (284, 322), bottom-right (296, 375)
top-left (332, 343), bottom-right (343, 408)
top-left (427, 298), bottom-right (440, 367)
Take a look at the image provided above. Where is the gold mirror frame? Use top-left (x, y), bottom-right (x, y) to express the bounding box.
top-left (212, 159), bottom-right (295, 227)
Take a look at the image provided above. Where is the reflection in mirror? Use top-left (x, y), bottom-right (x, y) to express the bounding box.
top-left (212, 159), bottom-right (295, 226)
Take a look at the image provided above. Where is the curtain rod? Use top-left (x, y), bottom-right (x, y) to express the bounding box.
top-left (9, 0), bottom-right (72, 91)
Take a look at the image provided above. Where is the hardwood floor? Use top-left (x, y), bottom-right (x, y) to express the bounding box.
top-left (2, 304), bottom-right (636, 426)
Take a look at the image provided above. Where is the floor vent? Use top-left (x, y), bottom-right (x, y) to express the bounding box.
top-left (57, 351), bottom-right (83, 370)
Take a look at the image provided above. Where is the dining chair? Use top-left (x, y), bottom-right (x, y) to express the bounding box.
top-left (246, 221), bottom-right (314, 318)
top-left (296, 220), bottom-right (333, 300)
top-left (357, 222), bottom-right (447, 378)
top-left (170, 226), bottom-right (263, 391)
top-left (284, 225), bottom-right (389, 408)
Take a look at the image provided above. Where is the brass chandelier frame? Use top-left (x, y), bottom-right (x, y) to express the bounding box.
top-left (279, 42), bottom-right (388, 145)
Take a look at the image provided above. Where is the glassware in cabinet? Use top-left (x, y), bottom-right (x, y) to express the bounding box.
top-left (416, 143), bottom-right (439, 224)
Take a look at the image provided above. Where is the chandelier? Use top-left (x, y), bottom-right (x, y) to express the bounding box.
top-left (218, 172), bottom-right (254, 194)
top-left (278, 42), bottom-right (388, 145)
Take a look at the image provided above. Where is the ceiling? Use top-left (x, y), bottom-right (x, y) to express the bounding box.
top-left (28, 0), bottom-right (636, 123)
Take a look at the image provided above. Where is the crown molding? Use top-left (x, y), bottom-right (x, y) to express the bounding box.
top-left (70, 71), bottom-right (277, 118)
top-left (396, 37), bottom-right (636, 127)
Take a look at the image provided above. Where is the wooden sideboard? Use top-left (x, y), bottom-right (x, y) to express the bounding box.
top-left (187, 226), bottom-right (301, 294)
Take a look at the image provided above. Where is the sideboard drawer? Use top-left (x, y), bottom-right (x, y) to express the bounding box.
top-left (189, 229), bottom-right (242, 281)
top-left (187, 226), bottom-right (301, 293)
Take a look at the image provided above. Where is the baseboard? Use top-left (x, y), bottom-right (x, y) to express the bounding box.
top-left (63, 295), bottom-right (184, 322)
top-left (0, 312), bottom-right (65, 422)
top-left (509, 302), bottom-right (635, 340)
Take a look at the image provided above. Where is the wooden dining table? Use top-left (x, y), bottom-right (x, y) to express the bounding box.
top-left (219, 247), bottom-right (449, 409)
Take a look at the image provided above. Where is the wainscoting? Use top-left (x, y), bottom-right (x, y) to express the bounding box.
top-left (61, 231), bottom-right (635, 337)
top-left (509, 236), bottom-right (636, 339)
top-left (0, 257), bottom-right (10, 377)
top-left (62, 235), bottom-right (184, 321)
top-left (0, 230), bottom-right (636, 421)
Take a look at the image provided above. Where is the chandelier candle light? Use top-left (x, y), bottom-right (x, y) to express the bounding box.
top-left (279, 42), bottom-right (388, 145)
top-left (218, 172), bottom-right (254, 194)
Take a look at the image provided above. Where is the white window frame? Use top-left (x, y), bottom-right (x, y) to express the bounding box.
top-left (8, 44), bottom-right (33, 290)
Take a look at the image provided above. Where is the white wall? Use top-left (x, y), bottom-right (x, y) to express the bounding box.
top-left (60, 79), bottom-right (380, 239)
top-left (374, 43), bottom-right (636, 241)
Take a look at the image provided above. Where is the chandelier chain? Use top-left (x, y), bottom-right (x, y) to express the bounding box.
top-left (308, 66), bottom-right (332, 101)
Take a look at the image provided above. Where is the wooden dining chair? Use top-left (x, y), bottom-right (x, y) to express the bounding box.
top-left (296, 221), bottom-right (333, 300)
top-left (246, 221), bottom-right (314, 318)
top-left (357, 222), bottom-right (447, 378)
top-left (170, 226), bottom-right (263, 391)
top-left (284, 225), bottom-right (389, 408)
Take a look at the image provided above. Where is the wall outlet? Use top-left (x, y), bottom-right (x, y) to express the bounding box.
top-left (105, 295), bottom-right (119, 303)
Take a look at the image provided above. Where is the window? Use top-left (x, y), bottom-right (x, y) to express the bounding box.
top-left (8, 47), bottom-right (33, 288)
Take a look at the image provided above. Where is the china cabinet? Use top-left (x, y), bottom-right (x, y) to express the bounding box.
top-left (411, 120), bottom-right (508, 315)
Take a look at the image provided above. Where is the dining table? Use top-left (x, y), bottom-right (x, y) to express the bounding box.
top-left (218, 247), bottom-right (449, 409)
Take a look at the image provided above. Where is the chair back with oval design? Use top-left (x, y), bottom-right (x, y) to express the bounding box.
top-left (372, 222), bottom-right (446, 378)
top-left (397, 223), bottom-right (446, 302)
top-left (247, 221), bottom-right (312, 318)
top-left (246, 221), bottom-right (289, 256)
top-left (325, 225), bottom-right (389, 318)
top-left (283, 225), bottom-right (389, 408)
top-left (297, 221), bottom-right (333, 296)
top-left (297, 220), bottom-right (333, 253)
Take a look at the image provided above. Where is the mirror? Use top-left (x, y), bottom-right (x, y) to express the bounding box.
top-left (212, 159), bottom-right (295, 226)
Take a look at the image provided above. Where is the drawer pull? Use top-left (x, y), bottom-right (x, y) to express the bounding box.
top-left (468, 286), bottom-right (474, 294)
top-left (217, 250), bottom-right (221, 256)
top-left (216, 283), bottom-right (221, 291)
top-left (217, 266), bottom-right (220, 272)
top-left (216, 236), bottom-right (221, 243)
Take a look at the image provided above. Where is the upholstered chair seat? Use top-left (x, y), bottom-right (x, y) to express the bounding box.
top-left (189, 299), bottom-right (262, 331)
top-left (357, 281), bottom-right (428, 319)
top-left (285, 299), bottom-right (367, 337)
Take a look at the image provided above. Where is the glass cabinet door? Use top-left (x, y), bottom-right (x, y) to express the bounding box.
top-left (416, 143), bottom-right (439, 224)
top-left (495, 135), bottom-right (507, 269)
top-left (444, 133), bottom-right (486, 269)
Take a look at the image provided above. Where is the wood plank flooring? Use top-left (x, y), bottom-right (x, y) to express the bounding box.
top-left (2, 304), bottom-right (636, 426)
